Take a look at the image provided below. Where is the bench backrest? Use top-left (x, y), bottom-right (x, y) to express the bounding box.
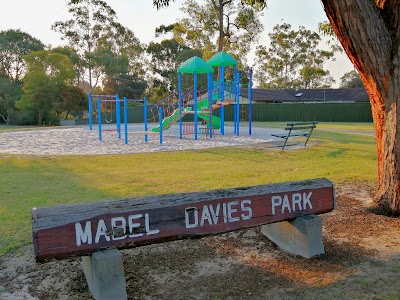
top-left (285, 121), bottom-right (318, 130)
top-left (32, 178), bottom-right (335, 262)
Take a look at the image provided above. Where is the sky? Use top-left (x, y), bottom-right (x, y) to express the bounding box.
top-left (0, 0), bottom-right (353, 87)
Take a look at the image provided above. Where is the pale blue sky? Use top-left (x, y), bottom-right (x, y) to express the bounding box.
top-left (0, 0), bottom-right (353, 86)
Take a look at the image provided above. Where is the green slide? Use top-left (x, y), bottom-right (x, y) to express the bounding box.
top-left (196, 94), bottom-right (222, 129)
top-left (197, 114), bottom-right (221, 130)
top-left (151, 107), bottom-right (192, 132)
top-left (151, 93), bottom-right (222, 132)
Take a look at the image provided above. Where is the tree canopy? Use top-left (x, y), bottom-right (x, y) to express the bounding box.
top-left (0, 29), bottom-right (44, 82)
top-left (256, 23), bottom-right (335, 89)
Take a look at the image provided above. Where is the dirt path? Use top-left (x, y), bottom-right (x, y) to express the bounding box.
top-left (0, 184), bottom-right (399, 299)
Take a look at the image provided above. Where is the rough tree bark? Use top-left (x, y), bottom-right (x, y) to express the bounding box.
top-left (321, 0), bottom-right (400, 214)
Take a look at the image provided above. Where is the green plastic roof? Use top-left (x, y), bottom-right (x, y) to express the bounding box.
top-left (208, 52), bottom-right (237, 67)
top-left (178, 56), bottom-right (214, 74)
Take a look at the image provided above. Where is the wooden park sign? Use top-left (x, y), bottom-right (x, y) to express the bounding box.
top-left (32, 178), bottom-right (335, 262)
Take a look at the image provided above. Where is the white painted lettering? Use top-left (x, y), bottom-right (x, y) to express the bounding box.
top-left (271, 195), bottom-right (282, 215)
top-left (128, 214), bottom-right (143, 238)
top-left (185, 207), bottom-right (198, 228)
top-left (75, 221), bottom-right (92, 246)
top-left (241, 200), bottom-right (252, 220)
top-left (145, 213), bottom-right (160, 235)
top-left (281, 195), bottom-right (292, 213)
top-left (303, 192), bottom-right (313, 209)
top-left (223, 203), bottom-right (228, 223)
top-left (227, 201), bottom-right (240, 222)
top-left (292, 193), bottom-right (302, 211)
top-left (209, 203), bottom-right (221, 224)
top-left (111, 217), bottom-right (127, 240)
top-left (200, 205), bottom-right (213, 226)
top-left (95, 219), bottom-right (110, 243)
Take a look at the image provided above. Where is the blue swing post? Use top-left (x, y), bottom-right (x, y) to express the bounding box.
top-left (88, 93), bottom-right (93, 130)
top-left (97, 97), bottom-right (102, 141)
top-left (116, 94), bottom-right (121, 139)
top-left (144, 97), bottom-right (148, 142)
top-left (233, 66), bottom-right (238, 135)
top-left (124, 97), bottom-right (128, 144)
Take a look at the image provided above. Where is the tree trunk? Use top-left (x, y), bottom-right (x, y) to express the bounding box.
top-left (321, 0), bottom-right (400, 214)
top-left (38, 109), bottom-right (44, 126)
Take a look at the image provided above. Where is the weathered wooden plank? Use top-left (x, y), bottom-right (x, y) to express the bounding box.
top-left (32, 178), bottom-right (335, 262)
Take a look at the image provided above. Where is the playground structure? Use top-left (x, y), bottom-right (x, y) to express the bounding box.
top-left (148, 51), bottom-right (253, 141)
top-left (88, 51), bottom-right (253, 144)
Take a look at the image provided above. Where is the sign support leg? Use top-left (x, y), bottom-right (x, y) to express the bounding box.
top-left (81, 249), bottom-right (127, 300)
top-left (261, 215), bottom-right (325, 258)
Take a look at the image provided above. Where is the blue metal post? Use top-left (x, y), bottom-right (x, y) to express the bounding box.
top-left (116, 94), bottom-right (121, 139)
top-left (97, 98), bottom-right (102, 141)
top-left (220, 64), bottom-right (225, 135)
top-left (88, 93), bottom-right (93, 130)
top-left (233, 67), bottom-right (237, 135)
top-left (124, 97), bottom-right (128, 144)
top-left (208, 72), bottom-right (213, 138)
top-left (236, 70), bottom-right (240, 136)
top-left (194, 71), bottom-right (198, 141)
top-left (144, 97), bottom-right (148, 142)
top-left (159, 107), bottom-right (163, 144)
top-left (249, 68), bottom-right (253, 136)
top-left (178, 72), bottom-right (183, 140)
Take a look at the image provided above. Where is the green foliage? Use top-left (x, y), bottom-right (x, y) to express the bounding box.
top-left (52, 0), bottom-right (145, 91)
top-left (58, 85), bottom-right (87, 119)
top-left (256, 23), bottom-right (335, 89)
top-left (102, 74), bottom-right (147, 100)
top-left (174, 0), bottom-right (264, 62)
top-left (16, 50), bottom-right (75, 125)
top-left (318, 21), bottom-right (343, 53)
top-left (0, 29), bottom-right (44, 81)
top-left (147, 37), bottom-right (190, 91)
top-left (0, 76), bottom-right (22, 124)
top-left (340, 70), bottom-right (364, 88)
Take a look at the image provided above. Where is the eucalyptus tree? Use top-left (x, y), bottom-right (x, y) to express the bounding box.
top-left (0, 29), bottom-right (44, 82)
top-left (0, 29), bottom-right (44, 124)
top-left (0, 76), bottom-right (22, 124)
top-left (340, 70), bottom-right (363, 88)
top-left (173, 0), bottom-right (264, 59)
top-left (16, 50), bottom-right (75, 125)
top-left (256, 23), bottom-right (335, 89)
top-left (52, 0), bottom-right (142, 92)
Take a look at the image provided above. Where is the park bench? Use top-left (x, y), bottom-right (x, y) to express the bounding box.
top-left (272, 121), bottom-right (319, 150)
top-left (32, 178), bottom-right (335, 300)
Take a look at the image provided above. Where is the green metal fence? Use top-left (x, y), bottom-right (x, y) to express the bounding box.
top-left (77, 102), bottom-right (372, 125)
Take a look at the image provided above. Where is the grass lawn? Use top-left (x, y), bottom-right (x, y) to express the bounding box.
top-left (0, 122), bottom-right (377, 256)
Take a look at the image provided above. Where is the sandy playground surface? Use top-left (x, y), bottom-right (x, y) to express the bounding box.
top-left (0, 123), bottom-right (290, 156)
